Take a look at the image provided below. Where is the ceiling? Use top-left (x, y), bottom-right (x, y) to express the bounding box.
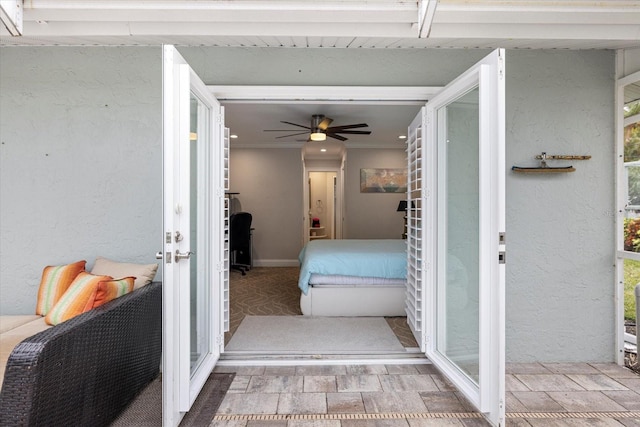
top-left (1, 1), bottom-right (638, 50)
top-left (223, 102), bottom-right (421, 158)
top-left (1, 1), bottom-right (638, 158)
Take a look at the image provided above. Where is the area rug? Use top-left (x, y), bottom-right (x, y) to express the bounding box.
top-left (225, 315), bottom-right (405, 354)
top-left (111, 372), bottom-right (234, 426)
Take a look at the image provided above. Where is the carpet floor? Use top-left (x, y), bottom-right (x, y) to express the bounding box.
top-left (226, 315), bottom-right (405, 353)
top-left (228, 267), bottom-right (418, 349)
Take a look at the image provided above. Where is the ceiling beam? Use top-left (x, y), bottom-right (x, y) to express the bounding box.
top-left (418, 0), bottom-right (438, 39)
top-left (2, 0), bottom-right (639, 49)
top-left (22, 1), bottom-right (416, 22)
top-left (0, 0), bottom-right (22, 36)
top-left (209, 86), bottom-right (441, 103)
top-left (430, 23), bottom-right (640, 41)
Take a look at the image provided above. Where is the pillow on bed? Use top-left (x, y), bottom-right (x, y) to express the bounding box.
top-left (91, 256), bottom-right (158, 290)
top-left (35, 260), bottom-right (87, 316)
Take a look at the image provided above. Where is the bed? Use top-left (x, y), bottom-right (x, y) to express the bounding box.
top-left (298, 239), bottom-right (407, 316)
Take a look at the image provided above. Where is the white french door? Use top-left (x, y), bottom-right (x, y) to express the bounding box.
top-left (162, 45), bottom-right (228, 427)
top-left (406, 108), bottom-right (425, 345)
top-left (406, 48), bottom-right (505, 426)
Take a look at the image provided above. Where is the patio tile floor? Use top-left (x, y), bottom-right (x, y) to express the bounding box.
top-left (212, 363), bottom-right (640, 427)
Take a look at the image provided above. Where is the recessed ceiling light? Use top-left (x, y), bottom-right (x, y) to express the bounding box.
top-left (398, 135), bottom-right (407, 140)
top-left (230, 134), bottom-right (238, 139)
top-left (320, 148), bottom-right (327, 152)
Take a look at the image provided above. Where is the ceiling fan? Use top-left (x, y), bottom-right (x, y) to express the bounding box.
top-left (264, 114), bottom-right (371, 142)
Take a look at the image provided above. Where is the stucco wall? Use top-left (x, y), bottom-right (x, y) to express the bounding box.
top-left (178, 46), bottom-right (488, 87)
top-left (505, 50), bottom-right (615, 361)
top-left (0, 46), bottom-right (163, 315)
top-left (0, 45), bottom-right (617, 362)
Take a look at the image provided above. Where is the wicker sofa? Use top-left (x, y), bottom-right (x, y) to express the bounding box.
top-left (0, 281), bottom-right (162, 427)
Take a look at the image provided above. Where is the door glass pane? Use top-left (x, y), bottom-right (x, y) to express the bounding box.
top-left (438, 86), bottom-right (480, 384)
top-left (189, 92), bottom-right (210, 375)
top-left (624, 97), bottom-right (640, 252)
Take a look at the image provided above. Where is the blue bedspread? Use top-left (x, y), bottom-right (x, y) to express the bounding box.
top-left (297, 239), bottom-right (407, 294)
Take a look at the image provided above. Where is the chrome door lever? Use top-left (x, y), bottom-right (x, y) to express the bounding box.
top-left (175, 250), bottom-right (193, 262)
top-left (155, 251), bottom-right (163, 260)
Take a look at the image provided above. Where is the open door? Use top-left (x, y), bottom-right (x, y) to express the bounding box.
top-left (162, 45), bottom-right (229, 427)
top-left (407, 49), bottom-right (505, 426)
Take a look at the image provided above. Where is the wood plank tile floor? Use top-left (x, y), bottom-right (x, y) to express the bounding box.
top-left (211, 362), bottom-right (640, 427)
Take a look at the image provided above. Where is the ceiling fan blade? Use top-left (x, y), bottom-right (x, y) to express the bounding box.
top-left (327, 133), bottom-right (348, 142)
top-left (281, 121), bottom-right (311, 130)
top-left (275, 131), bottom-right (309, 139)
top-left (331, 130), bottom-right (372, 135)
top-left (317, 117), bottom-right (333, 130)
top-left (326, 123), bottom-right (369, 131)
top-left (264, 129), bottom-right (307, 132)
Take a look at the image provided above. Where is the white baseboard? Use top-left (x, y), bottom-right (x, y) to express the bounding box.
top-left (253, 259), bottom-right (299, 267)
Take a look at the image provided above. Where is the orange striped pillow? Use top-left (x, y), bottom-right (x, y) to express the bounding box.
top-left (45, 272), bottom-right (113, 325)
top-left (35, 260), bottom-right (86, 315)
top-left (93, 277), bottom-right (135, 308)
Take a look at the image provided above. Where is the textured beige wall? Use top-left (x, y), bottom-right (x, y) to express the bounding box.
top-left (344, 148), bottom-right (407, 239)
top-left (229, 147), bottom-right (303, 265)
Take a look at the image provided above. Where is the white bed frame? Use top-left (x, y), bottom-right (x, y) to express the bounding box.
top-left (300, 285), bottom-right (406, 317)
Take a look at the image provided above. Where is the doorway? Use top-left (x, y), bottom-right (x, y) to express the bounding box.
top-left (207, 62), bottom-right (505, 426)
top-left (308, 171), bottom-right (338, 240)
top-left (616, 69), bottom-right (640, 365)
top-left (216, 88), bottom-right (428, 358)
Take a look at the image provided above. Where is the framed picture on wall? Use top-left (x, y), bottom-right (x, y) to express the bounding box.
top-left (360, 168), bottom-right (408, 193)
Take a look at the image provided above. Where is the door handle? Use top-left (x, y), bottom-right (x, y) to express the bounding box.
top-left (155, 251), bottom-right (163, 260)
top-left (175, 250), bottom-right (193, 262)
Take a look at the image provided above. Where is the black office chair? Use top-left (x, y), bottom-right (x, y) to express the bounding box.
top-left (229, 212), bottom-right (252, 275)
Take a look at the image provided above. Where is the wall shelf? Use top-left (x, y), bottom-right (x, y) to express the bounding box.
top-left (512, 166), bottom-right (575, 173)
top-left (310, 226), bottom-right (327, 240)
top-left (512, 152), bottom-right (590, 174)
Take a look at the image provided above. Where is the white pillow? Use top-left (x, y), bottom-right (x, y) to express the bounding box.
top-left (91, 256), bottom-right (158, 290)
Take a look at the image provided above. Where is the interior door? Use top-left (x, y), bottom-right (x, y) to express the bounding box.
top-left (417, 49), bottom-right (505, 426)
top-left (162, 45), bottom-right (227, 427)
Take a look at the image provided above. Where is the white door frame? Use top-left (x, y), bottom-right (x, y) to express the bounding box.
top-left (423, 49), bottom-right (505, 426)
top-left (162, 45), bottom-right (226, 427)
top-left (406, 107), bottom-right (427, 347)
top-left (615, 68), bottom-right (640, 364)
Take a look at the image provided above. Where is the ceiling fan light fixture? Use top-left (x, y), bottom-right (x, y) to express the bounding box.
top-left (266, 114), bottom-right (370, 142)
top-left (310, 132), bottom-right (326, 141)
